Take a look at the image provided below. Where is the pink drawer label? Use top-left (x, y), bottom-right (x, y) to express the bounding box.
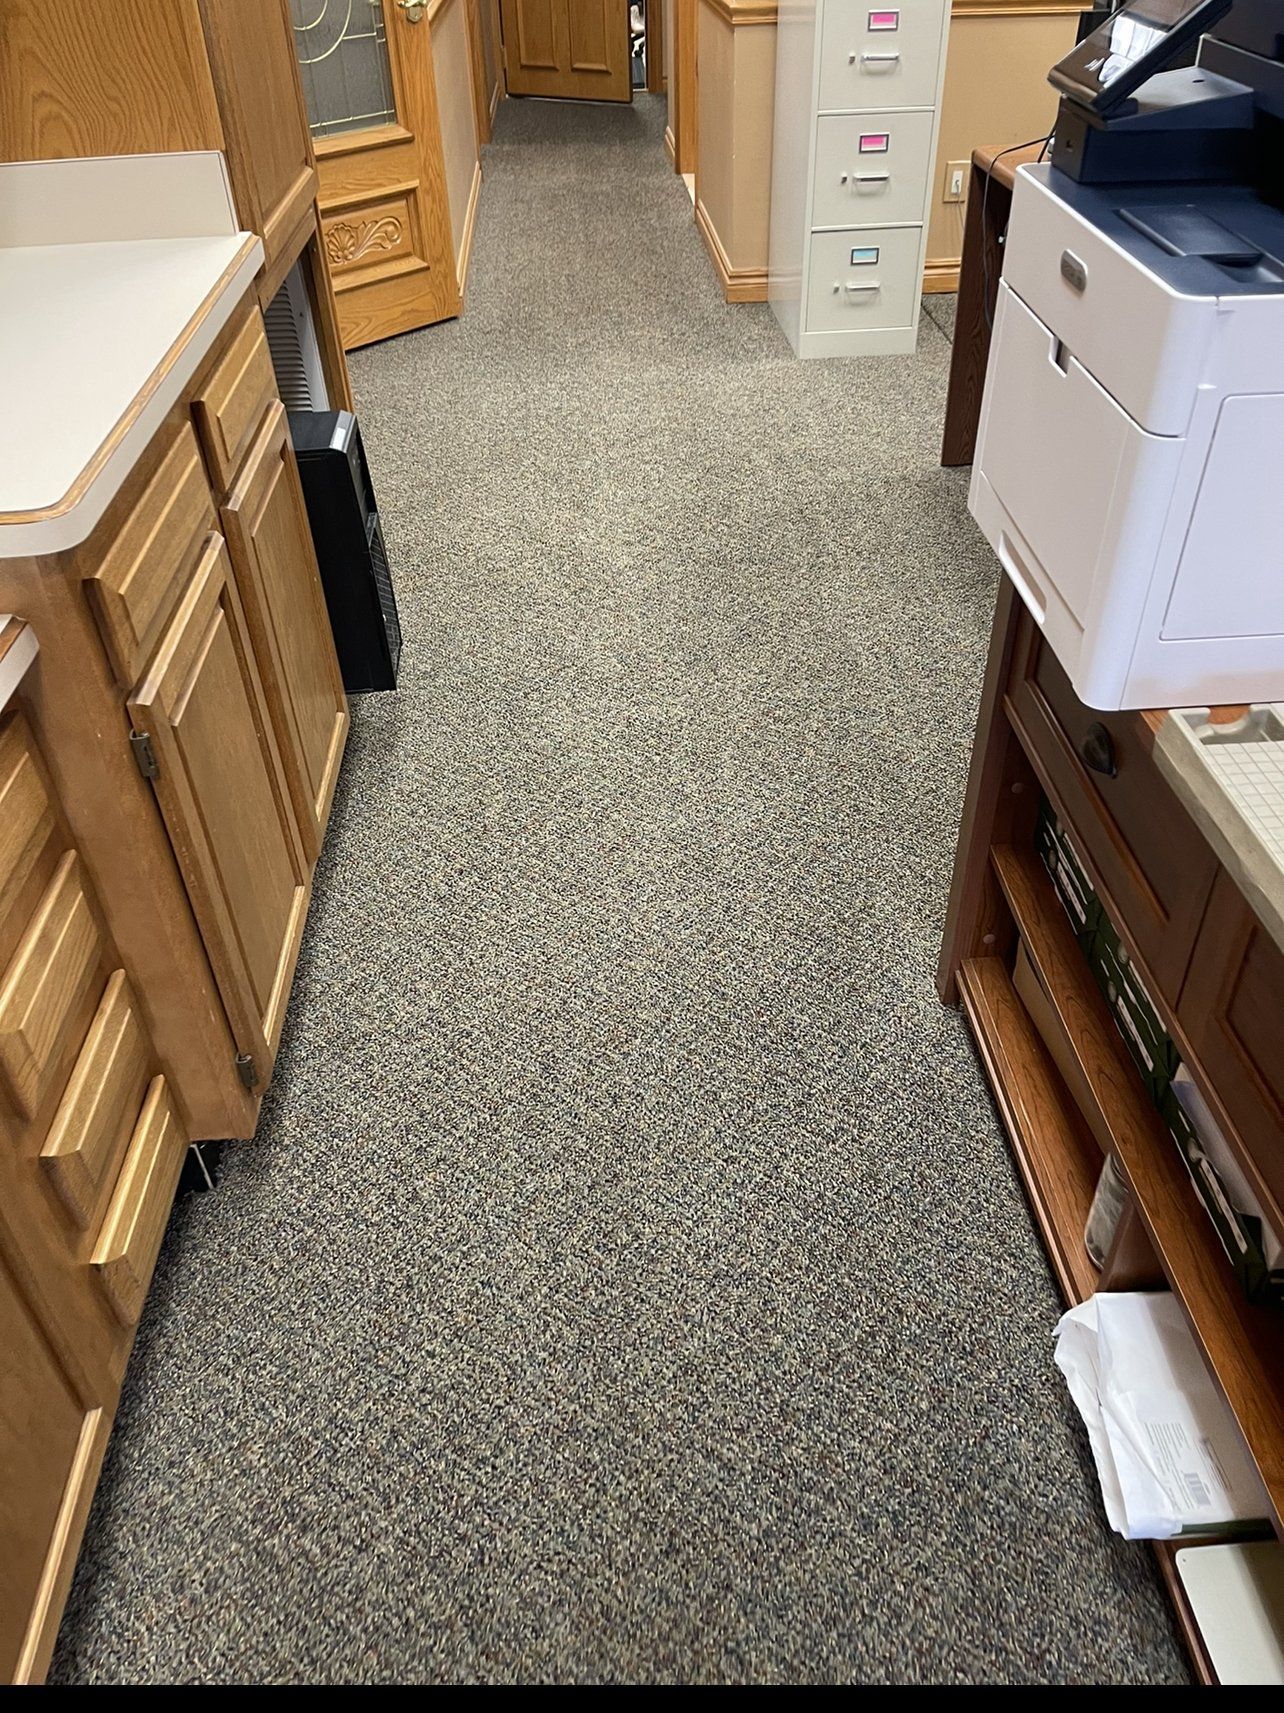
top-left (868, 9), bottom-right (900, 28)
top-left (859, 133), bottom-right (890, 153)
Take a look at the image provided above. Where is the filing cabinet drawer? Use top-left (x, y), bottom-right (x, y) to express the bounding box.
top-left (82, 421), bottom-right (216, 687)
top-left (1178, 871), bottom-right (1284, 1225)
top-left (811, 109), bottom-right (935, 229)
top-left (805, 226), bottom-right (921, 334)
top-left (818, 0), bottom-right (946, 113)
top-left (1006, 610), bottom-right (1217, 1002)
top-left (91, 1075), bottom-right (188, 1328)
top-left (191, 308), bottom-right (278, 492)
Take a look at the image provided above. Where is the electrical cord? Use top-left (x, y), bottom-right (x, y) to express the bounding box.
top-left (980, 133), bottom-right (1053, 330)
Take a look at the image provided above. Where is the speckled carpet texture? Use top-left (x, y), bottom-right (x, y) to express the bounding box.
top-left (51, 96), bottom-right (1187, 1685)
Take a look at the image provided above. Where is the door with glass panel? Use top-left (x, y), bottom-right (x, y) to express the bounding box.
top-left (291, 0), bottom-right (460, 347)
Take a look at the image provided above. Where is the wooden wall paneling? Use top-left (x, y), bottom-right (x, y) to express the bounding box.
top-left (466, 0), bottom-right (494, 144)
top-left (647, 0), bottom-right (666, 92)
top-left (0, 0), bottom-right (223, 163)
top-left (196, 0), bottom-right (319, 280)
top-left (693, 0), bottom-right (777, 302)
top-left (673, 0), bottom-right (698, 172)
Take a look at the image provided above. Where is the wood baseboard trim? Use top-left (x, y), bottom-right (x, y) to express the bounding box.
top-left (694, 197), bottom-right (768, 303)
top-left (490, 80), bottom-right (502, 123)
top-left (923, 259), bottom-right (961, 294)
top-left (664, 124), bottom-right (677, 168)
top-left (457, 160), bottom-right (483, 301)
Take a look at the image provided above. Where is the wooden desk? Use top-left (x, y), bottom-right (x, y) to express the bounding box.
top-left (939, 143), bottom-right (1045, 468)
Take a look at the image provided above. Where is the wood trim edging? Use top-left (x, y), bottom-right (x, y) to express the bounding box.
top-left (923, 258), bottom-right (961, 293)
top-left (664, 125), bottom-right (677, 167)
top-left (952, 0), bottom-right (1087, 13)
top-left (694, 197), bottom-right (768, 302)
top-left (457, 160), bottom-right (483, 299)
top-left (698, 0), bottom-right (778, 22)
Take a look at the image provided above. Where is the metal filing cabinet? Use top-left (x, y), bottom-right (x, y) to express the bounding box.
top-left (770, 0), bottom-right (952, 357)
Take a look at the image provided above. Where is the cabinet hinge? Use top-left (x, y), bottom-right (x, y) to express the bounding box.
top-left (129, 729), bottom-right (160, 781)
top-left (235, 1052), bottom-right (259, 1091)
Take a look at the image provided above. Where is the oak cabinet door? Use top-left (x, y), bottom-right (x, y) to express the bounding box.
top-left (221, 403), bottom-right (348, 863)
top-left (198, 0), bottom-right (317, 280)
top-left (128, 533), bottom-right (308, 1085)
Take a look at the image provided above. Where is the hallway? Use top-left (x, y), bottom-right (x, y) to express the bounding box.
top-left (51, 95), bottom-right (1185, 1684)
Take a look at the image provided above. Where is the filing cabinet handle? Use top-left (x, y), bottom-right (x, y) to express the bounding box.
top-left (842, 172), bottom-right (891, 185)
top-left (843, 280), bottom-right (881, 293)
top-left (1081, 722), bottom-right (1118, 778)
top-left (855, 50), bottom-right (901, 64)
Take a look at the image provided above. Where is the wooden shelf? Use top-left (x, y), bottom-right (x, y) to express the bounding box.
top-left (991, 842), bottom-right (1284, 1539)
top-left (957, 955), bottom-right (1102, 1305)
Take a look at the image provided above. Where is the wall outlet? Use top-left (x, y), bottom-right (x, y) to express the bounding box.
top-left (944, 160), bottom-right (968, 203)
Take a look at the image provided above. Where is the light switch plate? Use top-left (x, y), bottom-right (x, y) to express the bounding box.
top-left (944, 160), bottom-right (968, 203)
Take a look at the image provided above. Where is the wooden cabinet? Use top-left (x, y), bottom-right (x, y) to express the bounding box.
top-left (0, 0), bottom-right (350, 405)
top-left (128, 533), bottom-right (310, 1087)
top-left (197, 0), bottom-right (318, 291)
top-left (0, 702), bottom-right (186, 1683)
top-left (1180, 870), bottom-right (1284, 1227)
top-left (1006, 611), bottom-right (1218, 1003)
top-left (222, 404), bottom-right (348, 862)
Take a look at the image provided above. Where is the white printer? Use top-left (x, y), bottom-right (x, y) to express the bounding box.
top-left (969, 0), bottom-right (1284, 710)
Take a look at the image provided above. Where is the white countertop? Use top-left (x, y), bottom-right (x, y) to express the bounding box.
top-left (0, 153), bottom-right (264, 558)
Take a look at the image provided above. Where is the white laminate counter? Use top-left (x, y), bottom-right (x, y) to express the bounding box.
top-left (0, 153), bottom-right (265, 559)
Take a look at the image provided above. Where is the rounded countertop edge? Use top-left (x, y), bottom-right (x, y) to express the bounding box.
top-left (0, 232), bottom-right (264, 561)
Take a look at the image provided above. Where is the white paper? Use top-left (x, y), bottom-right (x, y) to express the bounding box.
top-left (1054, 1293), bottom-right (1271, 1540)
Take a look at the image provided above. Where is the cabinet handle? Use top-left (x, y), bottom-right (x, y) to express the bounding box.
top-left (1081, 722), bottom-right (1118, 778)
top-left (855, 49), bottom-right (901, 63)
top-left (842, 172), bottom-right (891, 185)
top-left (843, 280), bottom-right (881, 293)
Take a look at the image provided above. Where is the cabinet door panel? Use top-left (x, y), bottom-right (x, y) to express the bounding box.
top-left (198, 0), bottom-right (317, 278)
top-left (1006, 612), bottom-right (1217, 1002)
top-left (1179, 871), bottom-right (1284, 1230)
top-left (0, 1255), bottom-right (94, 1683)
top-left (129, 532), bottom-right (308, 1080)
top-left (222, 402), bottom-right (347, 861)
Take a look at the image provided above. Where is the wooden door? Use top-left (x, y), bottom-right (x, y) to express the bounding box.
top-left (128, 534), bottom-right (309, 1090)
top-left (221, 403), bottom-right (349, 864)
top-left (500, 0), bottom-right (632, 101)
top-left (290, 0), bottom-right (460, 348)
top-left (199, 0), bottom-right (319, 293)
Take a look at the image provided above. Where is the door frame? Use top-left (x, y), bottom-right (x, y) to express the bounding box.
top-left (668, 0), bottom-right (696, 174)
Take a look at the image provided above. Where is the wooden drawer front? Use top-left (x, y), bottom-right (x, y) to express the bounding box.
top-left (1007, 615), bottom-right (1218, 1001)
top-left (0, 713), bottom-right (57, 935)
top-left (1180, 872), bottom-right (1284, 1224)
top-left (91, 1077), bottom-right (187, 1328)
top-left (0, 854), bottom-right (104, 1122)
top-left (40, 971), bottom-right (152, 1234)
top-left (192, 310), bottom-right (278, 491)
top-left (84, 422), bottom-right (215, 687)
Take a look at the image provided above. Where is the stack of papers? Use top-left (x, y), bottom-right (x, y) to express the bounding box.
top-left (1055, 1293), bottom-right (1271, 1540)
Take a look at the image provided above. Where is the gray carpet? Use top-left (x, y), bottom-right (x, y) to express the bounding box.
top-left (50, 96), bottom-right (1186, 1685)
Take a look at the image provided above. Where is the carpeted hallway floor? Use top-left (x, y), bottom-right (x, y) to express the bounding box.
top-left (50, 95), bottom-right (1187, 1685)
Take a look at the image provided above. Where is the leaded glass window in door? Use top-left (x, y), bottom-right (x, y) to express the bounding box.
top-left (290, 0), bottom-right (399, 138)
